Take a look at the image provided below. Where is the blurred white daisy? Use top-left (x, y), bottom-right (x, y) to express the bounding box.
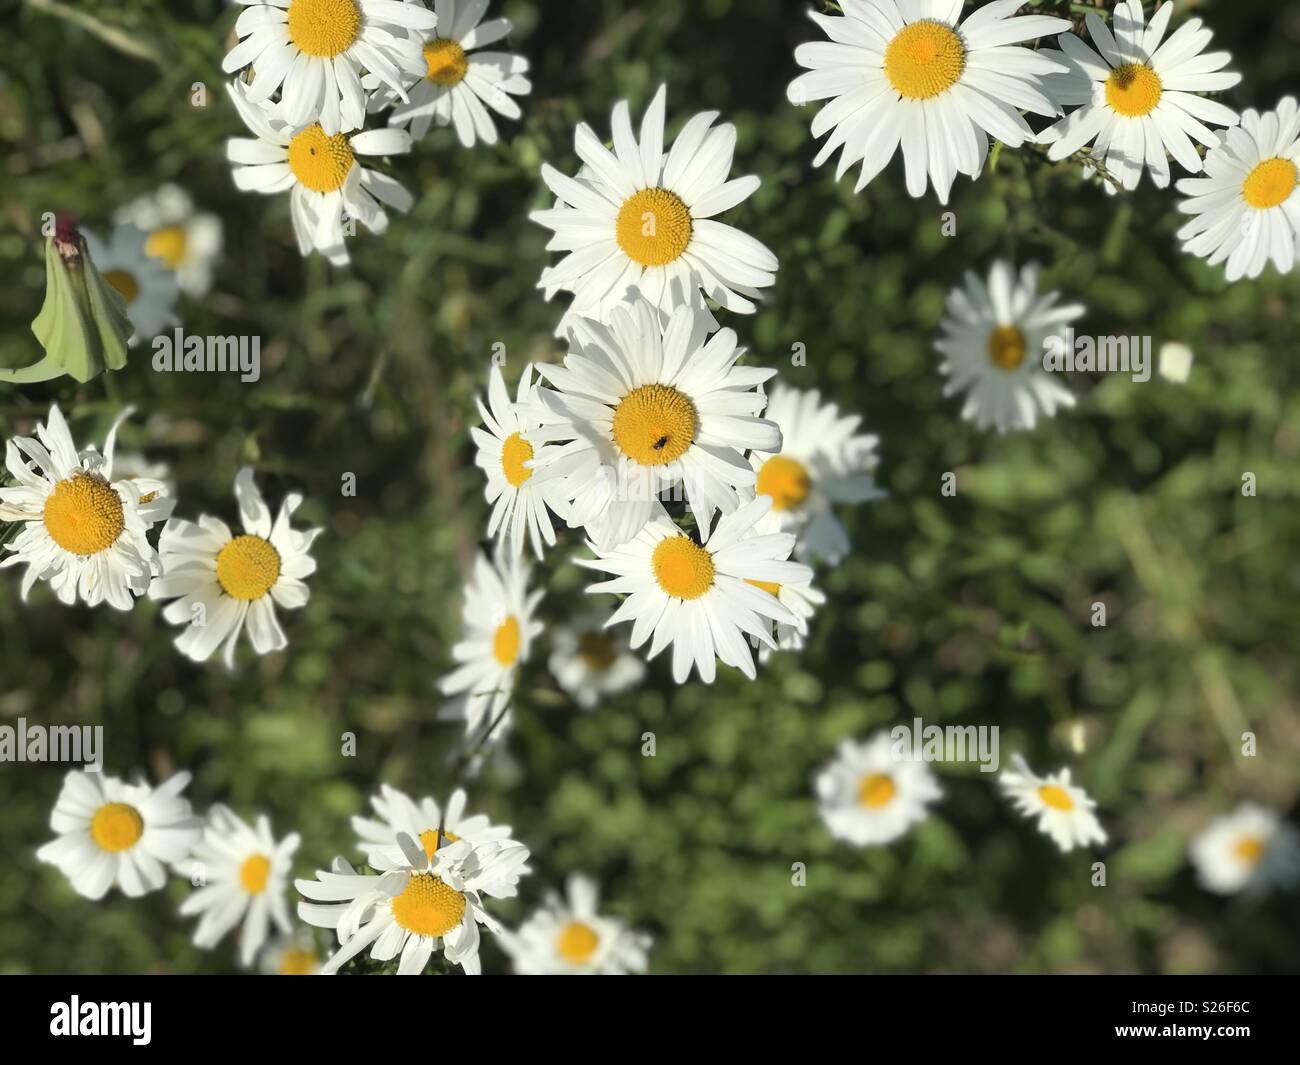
top-left (815, 732), bottom-right (943, 846)
top-left (499, 874), bottom-right (651, 975)
top-left (748, 383), bottom-right (883, 565)
top-left (149, 467), bottom-right (322, 668)
top-left (366, 0), bottom-right (531, 147)
top-left (1157, 340), bottom-right (1194, 383)
top-left (548, 611), bottom-right (646, 710)
top-left (437, 546), bottom-right (542, 745)
top-left (1039, 0), bottom-right (1241, 193)
top-left (1175, 96), bottom-right (1300, 281)
top-left (297, 834), bottom-right (530, 975)
top-left (177, 806), bottom-right (301, 967)
top-left (83, 226), bottom-right (179, 341)
top-left (1189, 803), bottom-right (1300, 896)
top-left (531, 84), bottom-right (777, 320)
top-left (786, 0), bottom-right (1070, 202)
top-left (259, 927), bottom-right (322, 974)
top-left (999, 753), bottom-right (1107, 853)
top-left (0, 405), bottom-right (172, 610)
top-left (226, 80), bottom-right (414, 266)
top-left (578, 497), bottom-right (813, 684)
top-left (36, 769), bottom-right (202, 900)
top-left (935, 260), bottom-right (1084, 433)
top-left (222, 0), bottom-right (436, 134)
top-left (114, 184), bottom-right (223, 298)
top-left (526, 298), bottom-right (780, 550)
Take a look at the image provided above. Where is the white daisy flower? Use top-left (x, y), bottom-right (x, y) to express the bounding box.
top-left (365, 0), bottom-right (531, 147)
top-left (999, 753), bottom-right (1107, 853)
top-left (1039, 0), bottom-right (1241, 193)
top-left (259, 927), bottom-right (322, 974)
top-left (935, 260), bottom-right (1084, 433)
top-left (578, 497), bottom-right (813, 684)
top-left (748, 383), bottom-right (884, 565)
top-left (113, 184), bottom-right (223, 298)
top-left (473, 363), bottom-right (570, 560)
top-left (815, 732), bottom-right (943, 846)
top-left (1189, 803), bottom-right (1300, 896)
top-left (226, 80), bottom-right (414, 266)
top-left (527, 297), bottom-right (780, 550)
top-left (83, 226), bottom-right (179, 341)
top-left (36, 769), bottom-right (202, 901)
top-left (351, 784), bottom-right (530, 895)
top-left (0, 405), bottom-right (172, 610)
top-left (148, 467), bottom-right (322, 668)
top-left (547, 610), bottom-right (646, 710)
top-left (531, 84), bottom-right (778, 321)
top-left (1157, 340), bottom-right (1194, 383)
top-left (222, 0), bottom-right (436, 135)
top-left (745, 521), bottom-right (826, 660)
top-left (177, 806), bottom-right (301, 967)
top-left (786, 0), bottom-right (1070, 203)
top-left (499, 874), bottom-right (651, 975)
top-left (436, 546), bottom-right (542, 745)
top-left (296, 834), bottom-right (530, 975)
top-left (1175, 96), bottom-right (1300, 281)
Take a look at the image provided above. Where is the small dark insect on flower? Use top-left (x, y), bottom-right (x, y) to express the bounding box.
top-left (653, 436), bottom-right (669, 450)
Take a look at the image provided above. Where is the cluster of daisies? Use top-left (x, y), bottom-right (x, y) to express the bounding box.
top-left (0, 403), bottom-right (320, 667)
top-left (38, 768), bottom-right (651, 975)
top-left (789, 0), bottom-right (1299, 282)
top-left (814, 731), bottom-right (1300, 898)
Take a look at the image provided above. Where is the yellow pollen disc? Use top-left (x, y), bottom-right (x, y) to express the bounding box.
top-left (139, 491), bottom-right (159, 504)
top-left (417, 827), bottom-right (462, 861)
top-left (884, 20), bottom-right (966, 100)
top-left (424, 38), bottom-right (469, 85)
top-left (90, 803), bottom-right (144, 852)
top-left (746, 578), bottom-right (782, 597)
top-left (240, 854), bottom-right (272, 894)
top-left (651, 536), bottom-right (716, 600)
top-left (1234, 836), bottom-right (1266, 866)
top-left (145, 225), bottom-right (188, 269)
top-left (986, 324), bottom-right (1027, 372)
top-left (1242, 157), bottom-right (1298, 210)
top-left (1037, 784), bottom-right (1074, 811)
top-left (755, 455), bottom-right (810, 512)
top-left (42, 474), bottom-right (126, 556)
top-left (286, 0), bottom-right (361, 58)
top-left (501, 432), bottom-right (534, 488)
top-left (557, 921), bottom-right (600, 963)
top-left (493, 615), bottom-right (522, 666)
top-left (612, 384), bottom-right (698, 465)
top-left (277, 948), bottom-right (318, 975)
top-left (616, 187), bottom-right (694, 267)
top-left (390, 872), bottom-right (466, 938)
top-left (577, 630), bottom-right (616, 670)
top-left (858, 773), bottom-right (896, 809)
top-left (1105, 64), bottom-right (1162, 117)
top-left (215, 534), bottom-right (281, 601)
top-left (287, 125), bottom-right (355, 193)
top-left (104, 269), bottom-right (140, 305)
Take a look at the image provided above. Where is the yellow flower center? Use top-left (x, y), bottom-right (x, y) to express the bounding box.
top-left (1234, 835), bottom-right (1266, 866)
top-left (651, 536), bottom-right (715, 600)
top-left (493, 615), bottom-right (522, 666)
top-left (287, 125), bottom-right (355, 193)
top-left (746, 578), bottom-right (782, 597)
top-left (286, 0), bottom-right (361, 58)
top-left (1105, 63), bottom-right (1162, 118)
top-left (884, 20), bottom-right (966, 100)
top-left (423, 38), bottom-right (469, 85)
top-left (557, 921), bottom-right (600, 963)
top-left (145, 225), bottom-right (188, 269)
top-left (277, 947), bottom-right (318, 975)
top-left (43, 474), bottom-right (126, 556)
top-left (390, 872), bottom-right (466, 938)
top-left (501, 432), bottom-right (534, 488)
top-left (90, 802), bottom-right (144, 852)
top-left (577, 630), bottom-right (617, 670)
top-left (215, 534), bottom-right (281, 601)
top-left (1037, 784), bottom-right (1075, 811)
top-left (417, 827), bottom-right (462, 861)
top-left (615, 187), bottom-right (693, 267)
top-left (1242, 157), bottom-right (1298, 210)
top-left (611, 384), bottom-right (697, 465)
top-left (755, 455), bottom-right (810, 512)
top-left (240, 854), bottom-right (272, 894)
top-left (104, 269), bottom-right (140, 304)
top-left (858, 773), bottom-right (896, 809)
top-left (986, 324), bottom-right (1027, 371)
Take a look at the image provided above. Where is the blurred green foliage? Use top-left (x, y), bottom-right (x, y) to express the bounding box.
top-left (1, 0), bottom-right (1298, 974)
